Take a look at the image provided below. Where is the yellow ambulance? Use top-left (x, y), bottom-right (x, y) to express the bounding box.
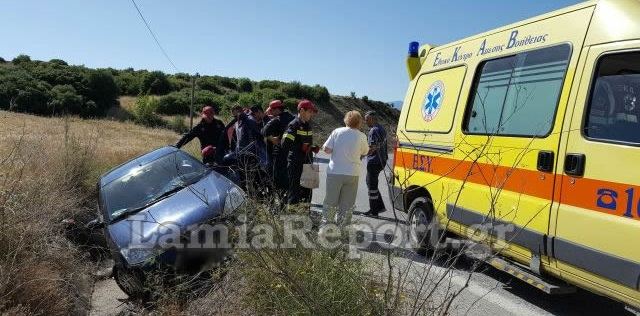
top-left (392, 0), bottom-right (640, 310)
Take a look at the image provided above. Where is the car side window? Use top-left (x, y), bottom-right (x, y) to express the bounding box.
top-left (465, 44), bottom-right (571, 136)
top-left (584, 52), bottom-right (640, 144)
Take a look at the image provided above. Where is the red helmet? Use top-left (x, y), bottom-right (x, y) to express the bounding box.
top-left (201, 145), bottom-right (216, 157)
top-left (269, 100), bottom-right (283, 109)
top-left (297, 99), bottom-right (317, 113)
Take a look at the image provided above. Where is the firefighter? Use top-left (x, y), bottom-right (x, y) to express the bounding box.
top-left (175, 105), bottom-right (225, 165)
top-left (363, 111), bottom-right (388, 217)
top-left (281, 100), bottom-right (319, 204)
top-left (261, 100), bottom-right (296, 193)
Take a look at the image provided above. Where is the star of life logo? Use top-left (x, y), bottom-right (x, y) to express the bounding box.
top-left (422, 80), bottom-right (445, 122)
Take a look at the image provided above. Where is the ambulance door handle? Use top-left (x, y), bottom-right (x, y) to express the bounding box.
top-left (537, 151), bottom-right (554, 172)
top-left (564, 153), bottom-right (586, 177)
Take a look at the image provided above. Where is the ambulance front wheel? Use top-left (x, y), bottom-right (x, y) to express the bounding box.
top-left (407, 197), bottom-right (438, 256)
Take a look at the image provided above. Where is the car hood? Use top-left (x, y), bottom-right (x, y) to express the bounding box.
top-left (106, 171), bottom-right (235, 252)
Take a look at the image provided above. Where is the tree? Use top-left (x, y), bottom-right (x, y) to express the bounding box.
top-left (48, 84), bottom-right (83, 114)
top-left (84, 70), bottom-right (119, 115)
top-left (259, 88), bottom-right (287, 105)
top-left (311, 84), bottom-right (330, 103)
top-left (0, 57), bottom-right (6, 64)
top-left (197, 77), bottom-right (222, 94)
top-left (49, 59), bottom-right (68, 66)
top-left (238, 92), bottom-right (259, 107)
top-left (237, 78), bottom-right (253, 92)
top-left (214, 76), bottom-right (236, 90)
top-left (133, 95), bottom-right (164, 127)
top-left (115, 72), bottom-right (142, 95)
top-left (142, 71), bottom-right (172, 95)
top-left (258, 80), bottom-right (283, 90)
top-left (12, 54), bottom-right (31, 65)
top-left (13, 83), bottom-right (51, 114)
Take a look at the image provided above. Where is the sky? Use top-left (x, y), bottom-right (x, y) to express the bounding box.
top-left (0, 0), bottom-right (582, 102)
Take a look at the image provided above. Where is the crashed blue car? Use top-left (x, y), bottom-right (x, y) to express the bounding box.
top-left (93, 146), bottom-right (245, 297)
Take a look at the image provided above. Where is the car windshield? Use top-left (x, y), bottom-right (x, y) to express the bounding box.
top-left (103, 151), bottom-right (207, 221)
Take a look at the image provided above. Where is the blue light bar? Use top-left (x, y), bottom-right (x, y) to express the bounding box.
top-left (408, 41), bottom-right (420, 57)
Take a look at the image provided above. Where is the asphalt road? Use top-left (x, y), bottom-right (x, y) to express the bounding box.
top-left (310, 153), bottom-right (631, 316)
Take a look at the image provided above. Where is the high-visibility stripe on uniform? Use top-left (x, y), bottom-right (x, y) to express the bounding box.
top-left (297, 130), bottom-right (312, 136)
top-left (283, 133), bottom-right (295, 141)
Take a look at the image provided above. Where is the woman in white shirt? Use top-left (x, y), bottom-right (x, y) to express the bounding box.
top-left (321, 110), bottom-right (369, 226)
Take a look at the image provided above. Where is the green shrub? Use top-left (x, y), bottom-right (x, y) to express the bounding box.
top-left (236, 203), bottom-right (387, 315)
top-left (238, 92), bottom-right (260, 107)
top-left (13, 84), bottom-right (51, 114)
top-left (311, 85), bottom-right (330, 103)
top-left (0, 57), bottom-right (6, 63)
top-left (83, 70), bottom-right (119, 115)
top-left (157, 93), bottom-right (189, 115)
top-left (257, 80), bottom-right (283, 90)
top-left (115, 72), bottom-right (142, 95)
top-left (12, 54), bottom-right (31, 65)
top-left (362, 95), bottom-right (369, 104)
top-left (259, 88), bottom-right (287, 105)
top-left (142, 71), bottom-right (173, 95)
top-left (225, 92), bottom-right (240, 102)
top-left (196, 90), bottom-right (228, 112)
top-left (214, 76), bottom-right (237, 90)
top-left (237, 78), bottom-right (253, 92)
top-left (48, 85), bottom-right (83, 115)
top-left (133, 95), bottom-right (165, 127)
top-left (197, 77), bottom-right (222, 94)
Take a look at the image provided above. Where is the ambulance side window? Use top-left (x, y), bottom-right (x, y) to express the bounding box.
top-left (584, 52), bottom-right (640, 144)
top-left (465, 44), bottom-right (571, 136)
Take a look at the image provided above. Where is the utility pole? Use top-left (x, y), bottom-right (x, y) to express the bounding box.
top-left (189, 72), bottom-right (199, 129)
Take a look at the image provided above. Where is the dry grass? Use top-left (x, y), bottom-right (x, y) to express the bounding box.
top-left (0, 111), bottom-right (201, 315)
top-left (0, 111), bottom-right (201, 174)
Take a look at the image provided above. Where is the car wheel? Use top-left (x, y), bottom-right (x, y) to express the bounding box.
top-left (113, 266), bottom-right (145, 299)
top-left (407, 197), bottom-right (437, 255)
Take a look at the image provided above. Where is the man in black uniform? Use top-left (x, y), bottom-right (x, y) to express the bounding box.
top-left (281, 100), bottom-right (319, 204)
top-left (363, 111), bottom-right (388, 217)
top-left (175, 105), bottom-right (225, 165)
top-left (261, 100), bottom-right (295, 192)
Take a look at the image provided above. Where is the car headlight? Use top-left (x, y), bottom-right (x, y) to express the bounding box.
top-left (120, 247), bottom-right (161, 266)
top-left (223, 186), bottom-right (245, 215)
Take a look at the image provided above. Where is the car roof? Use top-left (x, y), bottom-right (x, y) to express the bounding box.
top-left (99, 146), bottom-right (179, 188)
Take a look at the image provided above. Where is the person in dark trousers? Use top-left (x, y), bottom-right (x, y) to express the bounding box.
top-left (175, 105), bottom-right (225, 165)
top-left (281, 100), bottom-right (319, 205)
top-left (261, 100), bottom-right (296, 193)
top-left (235, 106), bottom-right (268, 190)
top-left (363, 111), bottom-right (388, 217)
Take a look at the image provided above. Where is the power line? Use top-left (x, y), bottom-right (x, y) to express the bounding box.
top-left (130, 0), bottom-right (179, 72)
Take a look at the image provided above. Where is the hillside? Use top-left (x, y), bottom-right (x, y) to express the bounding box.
top-left (312, 95), bottom-right (398, 142)
top-left (0, 54), bottom-right (399, 141)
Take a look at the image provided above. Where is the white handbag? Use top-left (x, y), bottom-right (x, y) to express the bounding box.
top-left (300, 163), bottom-right (320, 189)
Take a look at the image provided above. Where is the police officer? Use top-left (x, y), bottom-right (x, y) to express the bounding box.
top-left (363, 111), bottom-right (388, 217)
top-left (262, 100), bottom-right (295, 192)
top-left (175, 105), bottom-right (225, 165)
top-left (281, 100), bottom-right (318, 204)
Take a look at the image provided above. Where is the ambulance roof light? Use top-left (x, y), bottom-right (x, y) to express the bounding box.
top-left (408, 41), bottom-right (420, 57)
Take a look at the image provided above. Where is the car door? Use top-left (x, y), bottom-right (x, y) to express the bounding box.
top-left (554, 42), bottom-right (640, 296)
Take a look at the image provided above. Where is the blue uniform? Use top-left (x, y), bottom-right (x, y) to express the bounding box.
top-left (366, 124), bottom-right (388, 214)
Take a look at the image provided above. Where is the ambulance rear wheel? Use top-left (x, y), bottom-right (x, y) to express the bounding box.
top-left (407, 197), bottom-right (436, 256)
